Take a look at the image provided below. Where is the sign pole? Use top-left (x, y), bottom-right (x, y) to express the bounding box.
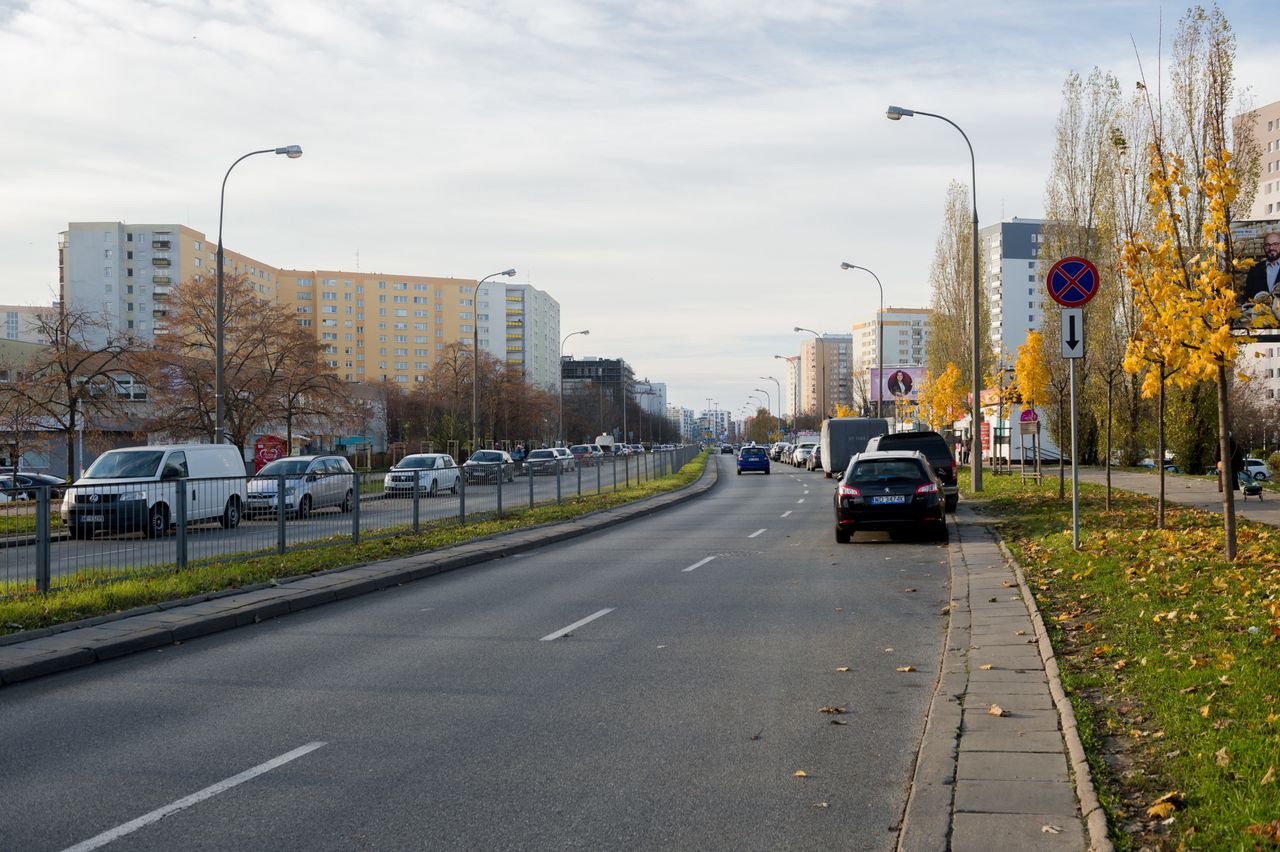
top-left (1045, 255), bottom-right (1098, 553)
top-left (1070, 357), bottom-right (1080, 550)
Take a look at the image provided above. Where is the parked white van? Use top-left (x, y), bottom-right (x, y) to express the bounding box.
top-left (61, 444), bottom-right (248, 539)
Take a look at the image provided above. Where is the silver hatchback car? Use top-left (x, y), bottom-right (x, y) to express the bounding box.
top-left (247, 455), bottom-right (355, 518)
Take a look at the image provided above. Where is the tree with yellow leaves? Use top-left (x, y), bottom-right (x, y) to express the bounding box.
top-left (915, 363), bottom-right (966, 435)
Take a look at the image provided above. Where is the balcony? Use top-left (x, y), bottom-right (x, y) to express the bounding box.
top-left (152, 275), bottom-right (171, 285)
top-left (152, 309), bottom-right (169, 319)
top-left (152, 257), bottom-right (171, 268)
top-left (152, 287), bottom-right (170, 300)
top-left (152, 240), bottom-right (171, 251)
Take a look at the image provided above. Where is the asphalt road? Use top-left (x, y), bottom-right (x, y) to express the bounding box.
top-left (0, 455), bottom-right (951, 851)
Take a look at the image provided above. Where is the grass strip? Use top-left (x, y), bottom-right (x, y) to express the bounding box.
top-left (0, 452), bottom-right (708, 635)
top-left (962, 468), bottom-right (1280, 851)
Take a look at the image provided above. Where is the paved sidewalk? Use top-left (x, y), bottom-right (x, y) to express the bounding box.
top-left (1077, 466), bottom-right (1280, 522)
top-left (898, 504), bottom-right (1107, 852)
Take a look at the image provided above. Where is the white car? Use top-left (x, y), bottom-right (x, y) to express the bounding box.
top-left (551, 446), bottom-right (577, 471)
top-left (1244, 458), bottom-right (1271, 481)
top-left (383, 453), bottom-right (460, 497)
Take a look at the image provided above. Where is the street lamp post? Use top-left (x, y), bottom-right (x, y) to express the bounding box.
top-left (558, 329), bottom-right (589, 446)
top-left (470, 268), bottom-right (517, 455)
top-left (215, 145), bottom-right (303, 444)
top-left (752, 388), bottom-right (772, 440)
top-left (840, 263), bottom-right (883, 419)
top-left (794, 327), bottom-right (824, 420)
top-left (760, 375), bottom-right (782, 439)
top-left (774, 355), bottom-right (800, 424)
top-left (886, 104), bottom-right (982, 491)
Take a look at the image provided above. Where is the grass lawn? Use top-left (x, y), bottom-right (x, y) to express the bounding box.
top-left (963, 468), bottom-right (1280, 850)
top-left (0, 453), bottom-right (708, 635)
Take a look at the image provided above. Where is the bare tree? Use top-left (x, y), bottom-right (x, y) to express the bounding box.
top-left (926, 181), bottom-right (988, 399)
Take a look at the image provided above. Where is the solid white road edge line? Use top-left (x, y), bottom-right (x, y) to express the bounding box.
top-left (781, 510), bottom-right (792, 518)
top-left (682, 556), bottom-right (716, 573)
top-left (748, 528), bottom-right (766, 538)
top-left (60, 742), bottom-right (327, 852)
top-left (540, 608), bottom-right (615, 641)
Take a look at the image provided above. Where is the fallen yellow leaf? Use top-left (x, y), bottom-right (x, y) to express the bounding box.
top-left (896, 666), bottom-right (916, 672)
top-left (1200, 705), bottom-right (1211, 718)
top-left (1147, 802), bottom-right (1176, 819)
top-left (987, 704), bottom-right (1009, 717)
top-left (979, 664), bottom-right (994, 671)
top-left (1216, 747), bottom-right (1231, 767)
top-left (904, 588), bottom-right (917, 593)
top-left (793, 770), bottom-right (809, 778)
top-left (835, 666), bottom-right (851, 673)
top-left (1260, 766), bottom-right (1275, 785)
top-left (818, 705), bottom-right (847, 714)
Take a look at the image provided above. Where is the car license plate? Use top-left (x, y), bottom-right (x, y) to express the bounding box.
top-left (870, 495), bottom-right (906, 505)
top-left (81, 514), bottom-right (103, 522)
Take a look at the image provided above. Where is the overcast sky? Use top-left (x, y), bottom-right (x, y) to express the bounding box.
top-left (1, 0), bottom-right (1272, 416)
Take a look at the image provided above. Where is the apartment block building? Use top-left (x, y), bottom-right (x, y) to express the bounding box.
top-left (981, 218), bottom-right (1047, 362)
top-left (797, 334), bottom-right (854, 416)
top-left (1234, 99), bottom-right (1280, 220)
top-left (851, 307), bottom-right (930, 408)
top-left (57, 222), bottom-right (560, 389)
top-left (0, 304), bottom-right (56, 343)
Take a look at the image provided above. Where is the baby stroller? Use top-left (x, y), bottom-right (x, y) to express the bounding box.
top-left (1240, 471), bottom-right (1264, 501)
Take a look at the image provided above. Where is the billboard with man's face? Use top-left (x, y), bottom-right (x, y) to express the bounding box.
top-left (871, 366), bottom-right (926, 401)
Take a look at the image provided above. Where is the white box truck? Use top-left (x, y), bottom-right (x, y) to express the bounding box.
top-left (820, 418), bottom-right (890, 478)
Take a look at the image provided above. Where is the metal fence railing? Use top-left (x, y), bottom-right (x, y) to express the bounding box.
top-left (0, 447), bottom-right (701, 595)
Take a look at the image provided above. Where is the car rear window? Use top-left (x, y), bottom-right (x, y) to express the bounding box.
top-left (850, 459), bottom-right (926, 482)
top-left (874, 434), bottom-right (952, 466)
top-left (741, 448), bottom-right (766, 458)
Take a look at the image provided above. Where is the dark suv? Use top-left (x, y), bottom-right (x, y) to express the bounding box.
top-left (863, 431), bottom-right (958, 512)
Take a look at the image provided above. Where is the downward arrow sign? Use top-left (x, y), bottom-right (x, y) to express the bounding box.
top-left (1060, 308), bottom-right (1084, 359)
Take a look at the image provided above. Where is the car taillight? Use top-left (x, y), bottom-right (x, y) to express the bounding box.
top-left (915, 482), bottom-right (938, 495)
top-left (838, 483), bottom-right (860, 498)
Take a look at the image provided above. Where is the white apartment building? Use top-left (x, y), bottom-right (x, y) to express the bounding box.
top-left (798, 334), bottom-right (853, 416)
top-left (981, 218), bottom-right (1047, 362)
top-left (851, 307), bottom-right (930, 410)
top-left (0, 304), bottom-right (56, 343)
top-left (477, 282), bottom-right (561, 392)
top-left (634, 381), bottom-right (667, 417)
top-left (1234, 99), bottom-right (1280, 220)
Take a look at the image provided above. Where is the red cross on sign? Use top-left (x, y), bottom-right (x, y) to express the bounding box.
top-left (1046, 256), bottom-right (1100, 307)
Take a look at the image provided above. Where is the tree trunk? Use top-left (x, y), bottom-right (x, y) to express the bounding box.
top-left (1157, 375), bottom-right (1165, 530)
top-left (1217, 364), bottom-right (1237, 561)
top-left (1105, 377), bottom-right (1113, 511)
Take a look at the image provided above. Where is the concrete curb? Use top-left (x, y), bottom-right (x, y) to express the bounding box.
top-left (896, 511), bottom-right (966, 851)
top-left (996, 536), bottom-right (1112, 852)
top-left (0, 455), bottom-right (720, 687)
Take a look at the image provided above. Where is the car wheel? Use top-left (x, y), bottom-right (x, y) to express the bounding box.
top-left (737, 469), bottom-right (742, 475)
top-left (428, 479), bottom-right (438, 498)
top-left (934, 521), bottom-right (949, 542)
top-left (341, 490), bottom-right (354, 513)
top-left (297, 494), bottom-right (312, 519)
top-left (66, 525), bottom-right (84, 540)
top-left (835, 526), bottom-right (851, 544)
top-left (145, 504), bottom-right (170, 539)
top-left (219, 497), bottom-right (241, 529)
top-left (1255, 472), bottom-right (1267, 481)
top-left (765, 469), bottom-right (770, 475)
top-left (450, 477), bottom-right (459, 495)
top-left (945, 495), bottom-right (958, 513)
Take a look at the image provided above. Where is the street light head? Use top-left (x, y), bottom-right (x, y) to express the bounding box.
top-left (886, 105), bottom-right (913, 121)
top-left (793, 326), bottom-right (802, 333)
top-left (275, 145), bottom-right (304, 158)
top-left (840, 261), bottom-right (854, 270)
top-left (501, 268), bottom-right (516, 277)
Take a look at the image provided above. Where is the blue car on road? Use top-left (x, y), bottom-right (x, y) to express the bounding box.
top-left (736, 446), bottom-right (770, 475)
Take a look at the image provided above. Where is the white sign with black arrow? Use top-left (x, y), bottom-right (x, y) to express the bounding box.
top-left (1061, 308), bottom-right (1084, 359)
